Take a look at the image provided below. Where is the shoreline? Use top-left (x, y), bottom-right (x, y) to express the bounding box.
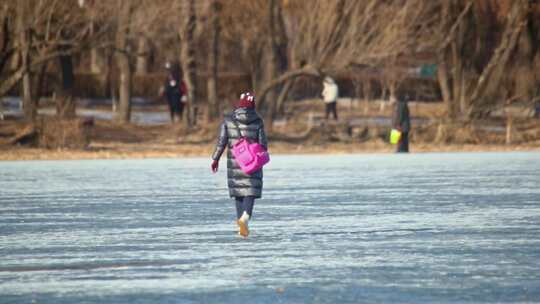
top-left (1, 142), bottom-right (538, 161)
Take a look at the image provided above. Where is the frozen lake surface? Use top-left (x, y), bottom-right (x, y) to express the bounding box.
top-left (1, 153), bottom-right (539, 303)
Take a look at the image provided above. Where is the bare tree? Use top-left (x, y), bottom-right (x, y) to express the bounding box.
top-left (220, 0), bottom-right (268, 97)
top-left (56, 45), bottom-right (76, 118)
top-left (207, 0), bottom-right (221, 122)
top-left (258, 0), bottom-right (438, 105)
top-left (263, 0), bottom-right (289, 128)
top-left (1, 0), bottom-right (112, 120)
top-left (435, 0), bottom-right (535, 120)
top-left (113, 0), bottom-right (133, 123)
top-left (0, 3), bottom-right (15, 81)
top-left (16, 0), bottom-right (34, 121)
top-left (135, 37), bottom-right (151, 75)
top-left (178, 0), bottom-right (199, 127)
top-left (467, 0), bottom-right (530, 118)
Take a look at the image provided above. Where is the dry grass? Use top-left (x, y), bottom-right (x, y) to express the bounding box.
top-left (1, 140), bottom-right (538, 161)
top-left (1, 100), bottom-right (538, 161)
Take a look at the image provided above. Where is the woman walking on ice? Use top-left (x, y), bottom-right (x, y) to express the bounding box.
top-left (211, 92), bottom-right (268, 238)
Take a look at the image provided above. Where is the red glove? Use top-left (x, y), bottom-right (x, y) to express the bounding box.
top-left (211, 160), bottom-right (219, 173)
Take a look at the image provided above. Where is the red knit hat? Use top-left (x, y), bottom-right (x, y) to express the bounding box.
top-left (237, 92), bottom-right (255, 108)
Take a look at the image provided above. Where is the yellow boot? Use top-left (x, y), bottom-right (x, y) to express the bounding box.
top-left (237, 211), bottom-right (250, 238)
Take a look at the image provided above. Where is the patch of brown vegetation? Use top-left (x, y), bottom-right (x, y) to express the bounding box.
top-left (0, 121), bottom-right (36, 146)
top-left (1, 100), bottom-right (538, 161)
top-left (37, 117), bottom-right (91, 149)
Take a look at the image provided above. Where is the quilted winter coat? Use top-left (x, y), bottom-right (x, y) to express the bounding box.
top-left (211, 108), bottom-right (268, 198)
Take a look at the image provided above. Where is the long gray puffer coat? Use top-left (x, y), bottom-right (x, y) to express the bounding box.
top-left (211, 108), bottom-right (268, 198)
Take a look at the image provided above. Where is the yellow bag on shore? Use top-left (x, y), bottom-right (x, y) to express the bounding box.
top-left (390, 129), bottom-right (401, 144)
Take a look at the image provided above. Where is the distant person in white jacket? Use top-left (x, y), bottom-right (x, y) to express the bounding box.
top-left (322, 76), bottom-right (339, 120)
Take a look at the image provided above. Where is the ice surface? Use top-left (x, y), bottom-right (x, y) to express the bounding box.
top-left (1, 153), bottom-right (539, 303)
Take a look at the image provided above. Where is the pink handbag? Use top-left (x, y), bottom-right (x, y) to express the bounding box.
top-left (230, 119), bottom-right (270, 174)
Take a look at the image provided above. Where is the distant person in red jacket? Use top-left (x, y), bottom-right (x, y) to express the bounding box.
top-left (161, 61), bottom-right (187, 123)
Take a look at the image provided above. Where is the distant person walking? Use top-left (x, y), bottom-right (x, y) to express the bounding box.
top-left (391, 96), bottom-right (411, 153)
top-left (161, 61), bottom-right (187, 123)
top-left (211, 92), bottom-right (268, 238)
top-left (322, 76), bottom-right (339, 120)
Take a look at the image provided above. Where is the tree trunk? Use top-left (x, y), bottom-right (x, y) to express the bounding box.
top-left (436, 0), bottom-right (467, 121)
top-left (265, 0), bottom-right (288, 128)
top-left (35, 61), bottom-right (49, 107)
top-left (467, 0), bottom-right (528, 118)
top-left (90, 48), bottom-right (102, 74)
top-left (105, 50), bottom-right (117, 110)
top-left (0, 68), bottom-right (23, 97)
top-left (9, 6), bottom-right (20, 72)
top-left (56, 54), bottom-right (76, 118)
top-left (379, 81), bottom-right (388, 112)
top-left (114, 0), bottom-right (132, 123)
top-left (207, 0), bottom-right (220, 122)
top-left (250, 57), bottom-right (263, 102)
top-left (458, 71), bottom-right (467, 115)
top-left (17, 0), bottom-right (35, 121)
top-left (264, 47), bottom-right (278, 129)
top-left (389, 82), bottom-right (396, 101)
top-left (9, 52), bottom-right (20, 72)
top-left (21, 70), bottom-right (33, 120)
top-left (0, 6), bottom-right (14, 76)
top-left (437, 58), bottom-right (456, 120)
top-left (179, 0), bottom-right (198, 127)
top-left (89, 15), bottom-right (102, 74)
top-left (451, 39), bottom-right (464, 116)
top-left (135, 37), bottom-right (150, 75)
top-left (505, 116), bottom-right (513, 144)
top-left (362, 79), bottom-right (372, 114)
top-left (276, 78), bottom-right (295, 115)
